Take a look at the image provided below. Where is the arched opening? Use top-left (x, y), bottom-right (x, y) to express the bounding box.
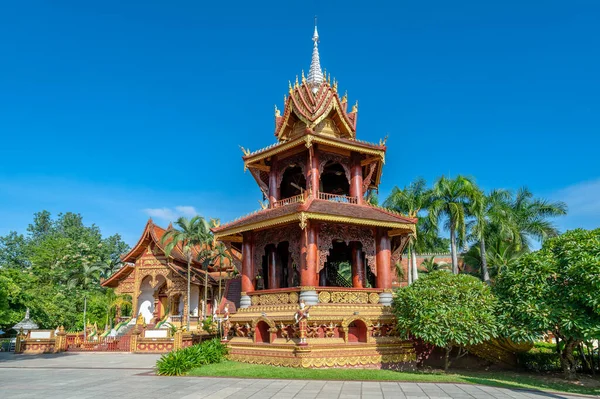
top-left (255, 321), bottom-right (270, 343)
top-left (320, 240), bottom-right (352, 287)
top-left (347, 320), bottom-right (368, 343)
top-left (321, 162), bottom-right (349, 196)
top-left (280, 166), bottom-right (306, 199)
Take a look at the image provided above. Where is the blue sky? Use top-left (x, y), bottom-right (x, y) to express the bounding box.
top-left (1, 0), bottom-right (598, 246)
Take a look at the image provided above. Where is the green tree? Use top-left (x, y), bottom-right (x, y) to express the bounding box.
top-left (495, 229), bottom-right (600, 379)
top-left (428, 175), bottom-right (479, 274)
top-left (393, 271), bottom-right (498, 371)
top-left (468, 189), bottom-right (516, 283)
top-left (162, 216), bottom-right (213, 330)
top-left (510, 188), bottom-right (567, 251)
top-left (384, 178), bottom-right (430, 283)
top-left (67, 263), bottom-right (103, 339)
top-left (420, 256), bottom-right (450, 273)
top-left (0, 211), bottom-right (129, 331)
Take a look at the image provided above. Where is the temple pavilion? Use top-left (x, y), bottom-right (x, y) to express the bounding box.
top-left (101, 219), bottom-right (238, 329)
top-left (210, 26), bottom-right (417, 368)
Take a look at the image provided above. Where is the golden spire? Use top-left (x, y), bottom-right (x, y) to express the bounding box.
top-left (274, 105), bottom-right (280, 117)
top-left (288, 80), bottom-right (293, 94)
top-left (301, 69), bottom-right (306, 84)
top-left (342, 90), bottom-right (348, 103)
top-left (332, 78), bottom-right (337, 92)
top-left (352, 100), bottom-right (358, 113)
top-left (295, 75), bottom-right (299, 88)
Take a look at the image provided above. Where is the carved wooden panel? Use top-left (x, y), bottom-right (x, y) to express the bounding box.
top-left (253, 226), bottom-right (301, 278)
top-left (318, 152), bottom-right (351, 183)
top-left (276, 152), bottom-right (307, 189)
top-left (317, 223), bottom-right (377, 275)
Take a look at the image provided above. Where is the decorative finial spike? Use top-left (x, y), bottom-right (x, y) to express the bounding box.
top-left (307, 20), bottom-right (324, 92)
top-left (295, 75), bottom-right (299, 88)
top-left (274, 105), bottom-right (280, 117)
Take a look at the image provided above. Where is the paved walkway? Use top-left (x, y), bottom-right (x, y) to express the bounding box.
top-left (0, 353), bottom-right (587, 399)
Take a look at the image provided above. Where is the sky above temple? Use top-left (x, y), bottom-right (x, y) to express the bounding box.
top-left (1, 0), bottom-right (599, 246)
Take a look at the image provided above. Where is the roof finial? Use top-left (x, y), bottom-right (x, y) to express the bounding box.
top-left (306, 17), bottom-right (324, 92)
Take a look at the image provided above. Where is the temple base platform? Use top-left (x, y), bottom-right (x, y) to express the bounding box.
top-left (226, 297), bottom-right (415, 368)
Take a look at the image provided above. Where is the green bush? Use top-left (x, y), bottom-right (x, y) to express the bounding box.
top-left (518, 350), bottom-right (562, 372)
top-left (156, 338), bottom-right (228, 376)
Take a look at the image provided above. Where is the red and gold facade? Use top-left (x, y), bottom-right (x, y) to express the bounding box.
top-left (212, 27), bottom-right (417, 368)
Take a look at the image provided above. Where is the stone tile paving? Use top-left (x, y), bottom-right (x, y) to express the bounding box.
top-left (0, 353), bottom-right (589, 399)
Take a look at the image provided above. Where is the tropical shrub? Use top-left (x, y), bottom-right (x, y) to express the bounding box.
top-left (495, 228), bottom-right (600, 379)
top-left (518, 342), bottom-right (562, 372)
top-left (156, 338), bottom-right (228, 376)
top-left (393, 271), bottom-right (498, 371)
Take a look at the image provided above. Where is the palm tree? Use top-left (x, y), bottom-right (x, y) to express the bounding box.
top-left (67, 263), bottom-right (102, 340)
top-left (463, 236), bottom-right (523, 280)
top-left (510, 187), bottom-right (567, 251)
top-left (384, 178), bottom-right (430, 283)
top-left (161, 216), bottom-right (212, 331)
top-left (205, 241), bottom-right (232, 311)
top-left (421, 256), bottom-right (451, 273)
top-left (428, 175), bottom-right (479, 274)
top-left (468, 189), bottom-right (516, 283)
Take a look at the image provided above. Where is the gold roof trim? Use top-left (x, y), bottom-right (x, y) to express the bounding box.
top-left (213, 214), bottom-right (300, 240)
top-left (244, 134), bottom-right (385, 169)
top-left (303, 212), bottom-right (416, 232)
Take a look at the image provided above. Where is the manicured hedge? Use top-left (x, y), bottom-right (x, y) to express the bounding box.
top-left (156, 338), bottom-right (228, 376)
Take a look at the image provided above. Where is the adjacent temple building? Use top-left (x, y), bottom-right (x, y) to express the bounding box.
top-left (210, 26), bottom-right (417, 368)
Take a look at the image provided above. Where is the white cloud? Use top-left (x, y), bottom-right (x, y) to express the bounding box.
top-left (143, 206), bottom-right (199, 222)
top-left (175, 206), bottom-right (198, 217)
top-left (554, 178), bottom-right (600, 216)
top-left (552, 178), bottom-right (600, 231)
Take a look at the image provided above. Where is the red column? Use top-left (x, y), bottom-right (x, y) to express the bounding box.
top-left (350, 152), bottom-right (363, 204)
top-left (375, 228), bottom-right (392, 289)
top-left (300, 221), bottom-right (319, 287)
top-left (269, 156), bottom-right (279, 207)
top-left (351, 242), bottom-right (364, 288)
top-left (267, 245), bottom-right (278, 289)
top-left (241, 231), bottom-right (254, 294)
top-left (307, 145), bottom-right (320, 197)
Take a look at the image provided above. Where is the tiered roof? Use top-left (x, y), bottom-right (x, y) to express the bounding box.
top-left (102, 219), bottom-right (241, 288)
top-left (212, 195), bottom-right (417, 240)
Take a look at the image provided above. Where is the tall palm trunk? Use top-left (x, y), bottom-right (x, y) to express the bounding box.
top-left (186, 254), bottom-right (191, 331)
top-left (83, 294), bottom-right (87, 340)
top-left (411, 245), bottom-right (418, 281)
top-left (480, 236), bottom-right (490, 283)
top-left (203, 269), bottom-right (208, 320)
top-left (450, 225), bottom-right (459, 274)
top-left (407, 250), bottom-right (413, 284)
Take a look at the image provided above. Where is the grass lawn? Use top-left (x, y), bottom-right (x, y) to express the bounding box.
top-left (187, 361), bottom-right (600, 396)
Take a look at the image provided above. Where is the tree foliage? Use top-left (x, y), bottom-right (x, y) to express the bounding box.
top-left (495, 228), bottom-right (600, 379)
top-left (0, 211), bottom-right (129, 331)
top-left (393, 271), bottom-right (498, 371)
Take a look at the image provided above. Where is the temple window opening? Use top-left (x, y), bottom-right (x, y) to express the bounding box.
top-left (321, 162), bottom-right (350, 197)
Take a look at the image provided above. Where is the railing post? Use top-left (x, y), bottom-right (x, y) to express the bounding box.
top-left (173, 328), bottom-right (183, 351)
top-left (15, 328), bottom-right (25, 353)
top-left (55, 326), bottom-right (67, 353)
top-left (130, 326), bottom-right (141, 353)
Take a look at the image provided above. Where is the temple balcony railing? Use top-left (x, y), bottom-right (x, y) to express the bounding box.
top-left (273, 192), bottom-right (306, 207)
top-left (315, 287), bottom-right (383, 305)
top-left (245, 286), bottom-right (384, 306)
top-left (318, 192), bottom-right (358, 204)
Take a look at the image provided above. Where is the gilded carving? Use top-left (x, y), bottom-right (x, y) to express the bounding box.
top-left (318, 152), bottom-right (351, 183)
top-left (317, 223), bottom-right (376, 274)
